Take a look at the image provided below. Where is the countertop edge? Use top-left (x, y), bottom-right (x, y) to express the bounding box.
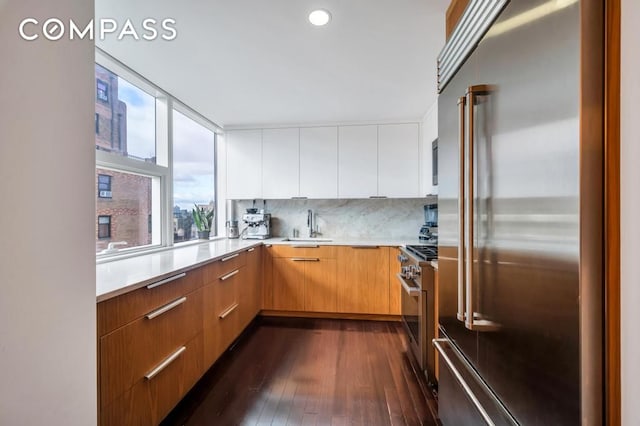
top-left (96, 238), bottom-right (421, 303)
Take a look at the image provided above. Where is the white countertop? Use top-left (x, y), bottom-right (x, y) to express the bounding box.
top-left (262, 237), bottom-right (424, 247)
top-left (96, 237), bottom-right (425, 302)
top-left (96, 239), bottom-right (262, 302)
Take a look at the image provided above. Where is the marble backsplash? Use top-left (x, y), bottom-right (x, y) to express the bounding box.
top-left (232, 198), bottom-right (435, 239)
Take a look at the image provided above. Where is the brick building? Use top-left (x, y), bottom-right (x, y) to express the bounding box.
top-left (95, 64), bottom-right (152, 252)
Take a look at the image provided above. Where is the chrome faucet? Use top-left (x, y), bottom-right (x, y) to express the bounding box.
top-left (307, 209), bottom-right (315, 238)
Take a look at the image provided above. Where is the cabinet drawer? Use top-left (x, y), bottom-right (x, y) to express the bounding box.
top-left (203, 251), bottom-right (246, 285)
top-left (203, 266), bottom-right (244, 365)
top-left (269, 244), bottom-right (336, 259)
top-left (100, 287), bottom-right (204, 408)
top-left (100, 333), bottom-right (204, 426)
top-left (98, 268), bottom-right (203, 336)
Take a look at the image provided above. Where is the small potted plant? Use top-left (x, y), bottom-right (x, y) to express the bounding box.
top-left (192, 203), bottom-right (214, 240)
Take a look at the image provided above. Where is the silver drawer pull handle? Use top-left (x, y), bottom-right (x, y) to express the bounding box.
top-left (291, 258), bottom-right (320, 262)
top-left (397, 274), bottom-right (421, 297)
top-left (144, 346), bottom-right (186, 380)
top-left (145, 296), bottom-right (187, 320)
top-left (433, 339), bottom-right (495, 426)
top-left (352, 246), bottom-right (379, 249)
top-left (146, 272), bottom-right (186, 290)
top-left (220, 269), bottom-right (239, 281)
top-left (247, 248), bottom-right (255, 252)
top-left (219, 303), bottom-right (239, 319)
top-left (292, 245), bottom-right (319, 248)
top-left (221, 253), bottom-right (239, 262)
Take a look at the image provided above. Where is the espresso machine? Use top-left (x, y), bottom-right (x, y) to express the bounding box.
top-left (242, 209), bottom-right (271, 239)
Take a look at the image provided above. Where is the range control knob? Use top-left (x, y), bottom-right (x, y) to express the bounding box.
top-left (397, 254), bottom-right (409, 264)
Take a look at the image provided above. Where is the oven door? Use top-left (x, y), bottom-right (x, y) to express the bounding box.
top-left (398, 274), bottom-right (424, 369)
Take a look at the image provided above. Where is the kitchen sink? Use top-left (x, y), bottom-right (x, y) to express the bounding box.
top-left (281, 237), bottom-right (333, 242)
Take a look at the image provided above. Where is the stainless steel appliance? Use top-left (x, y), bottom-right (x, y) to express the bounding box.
top-left (436, 1), bottom-right (603, 425)
top-left (419, 203), bottom-right (438, 242)
top-left (225, 200), bottom-right (240, 239)
top-left (226, 220), bottom-right (239, 239)
top-left (242, 212), bottom-right (271, 239)
top-left (398, 245), bottom-right (438, 386)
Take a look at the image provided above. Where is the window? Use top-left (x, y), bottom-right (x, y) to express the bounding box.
top-left (172, 109), bottom-right (216, 242)
top-left (96, 49), bottom-right (219, 257)
top-left (94, 63), bottom-right (157, 164)
top-left (97, 79), bottom-right (109, 103)
top-left (97, 174), bottom-right (112, 198)
top-left (98, 216), bottom-right (111, 239)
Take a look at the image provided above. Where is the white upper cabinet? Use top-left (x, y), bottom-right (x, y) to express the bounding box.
top-left (299, 127), bottom-right (338, 199)
top-left (378, 123), bottom-right (420, 198)
top-left (262, 128), bottom-right (300, 199)
top-left (338, 125), bottom-right (378, 198)
top-left (226, 130), bottom-right (262, 199)
top-left (421, 102), bottom-right (438, 196)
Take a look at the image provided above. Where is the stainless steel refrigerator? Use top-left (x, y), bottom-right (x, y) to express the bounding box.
top-left (436, 0), bottom-right (604, 424)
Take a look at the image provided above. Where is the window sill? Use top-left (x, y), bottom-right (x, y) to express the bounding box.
top-left (96, 236), bottom-right (225, 264)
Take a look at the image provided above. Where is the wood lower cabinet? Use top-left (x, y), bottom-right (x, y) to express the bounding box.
top-left (98, 247), bottom-right (265, 426)
top-left (337, 246), bottom-right (390, 314)
top-left (305, 258), bottom-right (337, 312)
top-left (101, 333), bottom-right (204, 426)
top-left (389, 247), bottom-right (401, 315)
top-left (272, 257), bottom-right (306, 311)
top-left (97, 270), bottom-right (205, 426)
top-left (270, 245), bottom-right (338, 313)
top-left (266, 244), bottom-right (394, 316)
top-left (239, 246), bottom-right (262, 328)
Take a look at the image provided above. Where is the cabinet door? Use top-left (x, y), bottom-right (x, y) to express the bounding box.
top-left (226, 130), bottom-right (262, 199)
top-left (272, 258), bottom-right (305, 311)
top-left (239, 246), bottom-right (262, 327)
top-left (337, 247), bottom-right (390, 314)
top-left (378, 123), bottom-right (420, 197)
top-left (338, 125), bottom-right (378, 198)
top-left (304, 258), bottom-right (337, 313)
top-left (300, 127), bottom-right (338, 198)
top-left (388, 247), bottom-right (401, 315)
top-left (262, 128), bottom-right (299, 198)
top-left (421, 104), bottom-right (438, 196)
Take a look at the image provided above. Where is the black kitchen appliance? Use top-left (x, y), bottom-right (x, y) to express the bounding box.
top-left (419, 203), bottom-right (438, 242)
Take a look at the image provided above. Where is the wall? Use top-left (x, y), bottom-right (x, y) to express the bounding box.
top-left (233, 198), bottom-right (434, 239)
top-left (620, 1), bottom-right (639, 424)
top-left (0, 1), bottom-right (97, 425)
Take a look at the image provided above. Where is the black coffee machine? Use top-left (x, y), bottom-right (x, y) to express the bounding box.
top-left (419, 202), bottom-right (438, 243)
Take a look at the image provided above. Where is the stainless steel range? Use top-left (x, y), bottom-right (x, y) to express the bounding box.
top-left (398, 244), bottom-right (437, 386)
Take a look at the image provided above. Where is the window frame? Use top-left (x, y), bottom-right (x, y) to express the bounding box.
top-left (97, 215), bottom-right (111, 239)
top-left (97, 174), bottom-right (112, 199)
top-left (96, 78), bottom-right (109, 103)
top-left (95, 48), bottom-right (222, 260)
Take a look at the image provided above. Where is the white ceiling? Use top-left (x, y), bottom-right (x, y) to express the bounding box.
top-left (95, 0), bottom-right (448, 128)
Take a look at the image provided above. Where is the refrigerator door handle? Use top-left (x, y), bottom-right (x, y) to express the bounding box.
top-left (457, 96), bottom-right (467, 322)
top-left (433, 338), bottom-right (496, 426)
top-left (465, 85), bottom-right (501, 332)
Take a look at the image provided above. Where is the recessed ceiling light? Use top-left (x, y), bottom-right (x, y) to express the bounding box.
top-left (308, 9), bottom-right (331, 26)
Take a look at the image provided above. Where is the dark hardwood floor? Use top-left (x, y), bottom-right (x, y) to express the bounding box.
top-left (162, 318), bottom-right (438, 426)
